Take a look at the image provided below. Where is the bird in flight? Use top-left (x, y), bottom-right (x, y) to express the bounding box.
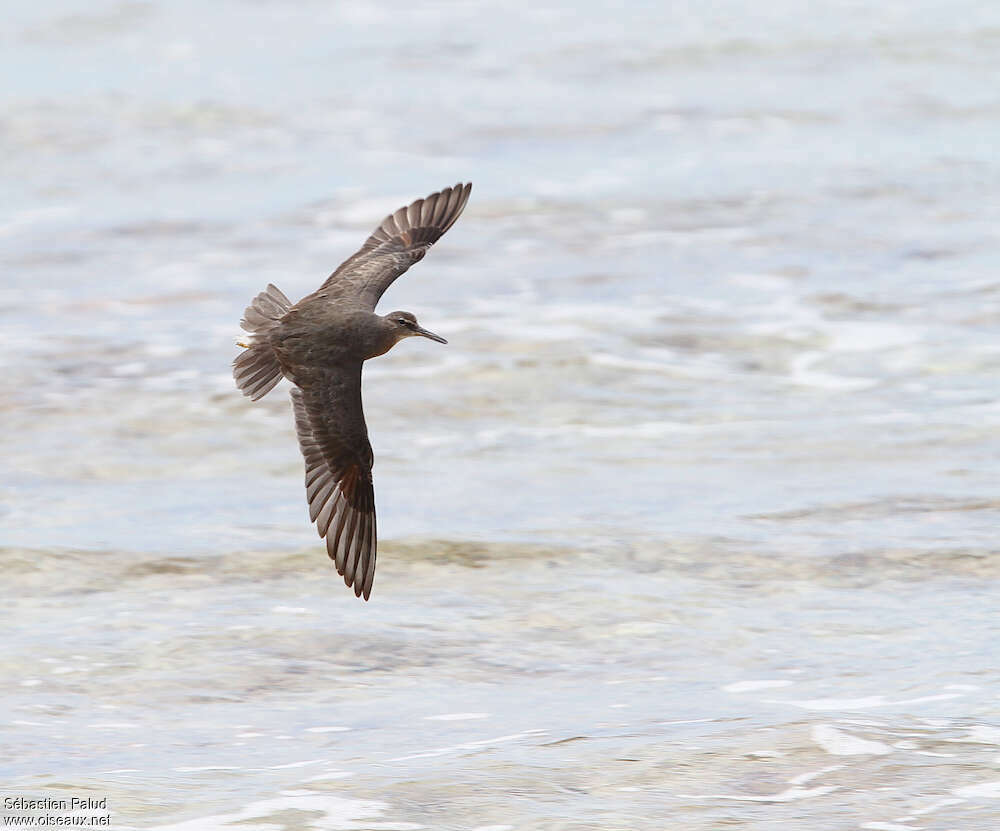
top-left (234, 183), bottom-right (472, 600)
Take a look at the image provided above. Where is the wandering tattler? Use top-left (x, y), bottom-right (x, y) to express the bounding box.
top-left (234, 183), bottom-right (472, 600)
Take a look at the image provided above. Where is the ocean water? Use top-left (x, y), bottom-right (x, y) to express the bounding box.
top-left (3, 1), bottom-right (1000, 828)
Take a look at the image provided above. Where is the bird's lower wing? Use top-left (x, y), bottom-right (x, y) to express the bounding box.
top-left (315, 182), bottom-right (472, 310)
top-left (290, 368), bottom-right (377, 600)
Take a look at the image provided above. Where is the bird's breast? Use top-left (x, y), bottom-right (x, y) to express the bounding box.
top-left (364, 331), bottom-right (399, 359)
top-left (272, 309), bottom-right (394, 366)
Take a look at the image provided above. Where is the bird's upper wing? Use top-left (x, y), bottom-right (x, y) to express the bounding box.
top-left (315, 183), bottom-right (472, 310)
top-left (289, 364), bottom-right (377, 600)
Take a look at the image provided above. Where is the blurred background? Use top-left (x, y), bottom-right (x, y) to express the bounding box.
top-left (3, 1), bottom-right (1000, 828)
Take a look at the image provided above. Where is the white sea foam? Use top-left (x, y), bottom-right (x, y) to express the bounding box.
top-left (812, 725), bottom-right (893, 756)
top-left (302, 770), bottom-right (354, 782)
top-left (267, 758), bottom-right (327, 769)
top-left (787, 764), bottom-right (845, 785)
top-left (150, 793), bottom-right (388, 831)
top-left (6, 1), bottom-right (1000, 827)
top-left (779, 692), bottom-right (966, 711)
top-left (957, 724), bottom-right (1000, 745)
top-left (953, 780), bottom-right (1000, 799)
top-left (388, 729), bottom-right (546, 762)
top-left (680, 785), bottom-right (839, 802)
top-left (789, 352), bottom-right (877, 391)
top-left (723, 679), bottom-right (793, 693)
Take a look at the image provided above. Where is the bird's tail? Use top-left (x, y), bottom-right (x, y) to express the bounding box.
top-left (233, 283), bottom-right (292, 401)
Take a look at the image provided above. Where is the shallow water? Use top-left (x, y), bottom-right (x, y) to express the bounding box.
top-left (3, 0), bottom-right (1000, 829)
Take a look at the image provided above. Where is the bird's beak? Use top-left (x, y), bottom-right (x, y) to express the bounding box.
top-left (415, 326), bottom-right (447, 344)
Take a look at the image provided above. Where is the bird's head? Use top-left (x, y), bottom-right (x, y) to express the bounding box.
top-left (383, 311), bottom-right (447, 345)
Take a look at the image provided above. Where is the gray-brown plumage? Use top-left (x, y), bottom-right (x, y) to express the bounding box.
top-left (233, 183), bottom-right (472, 600)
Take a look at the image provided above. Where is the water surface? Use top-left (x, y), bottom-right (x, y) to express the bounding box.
top-left (3, 1), bottom-right (1000, 829)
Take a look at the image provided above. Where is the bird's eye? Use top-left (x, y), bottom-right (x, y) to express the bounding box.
top-left (396, 318), bottom-right (411, 326)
